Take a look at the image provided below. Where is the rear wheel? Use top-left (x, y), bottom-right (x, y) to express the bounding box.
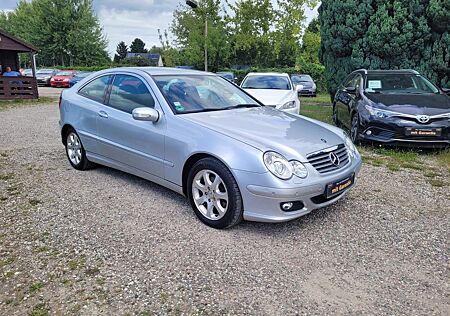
top-left (187, 158), bottom-right (243, 229)
top-left (65, 128), bottom-right (93, 170)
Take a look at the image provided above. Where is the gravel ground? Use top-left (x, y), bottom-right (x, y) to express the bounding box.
top-left (0, 103), bottom-right (449, 315)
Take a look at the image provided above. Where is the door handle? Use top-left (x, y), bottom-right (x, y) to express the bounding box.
top-left (98, 111), bottom-right (108, 118)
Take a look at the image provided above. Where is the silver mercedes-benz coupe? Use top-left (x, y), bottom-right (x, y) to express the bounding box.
top-left (59, 67), bottom-right (362, 229)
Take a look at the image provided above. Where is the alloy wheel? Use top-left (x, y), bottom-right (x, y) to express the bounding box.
top-left (191, 169), bottom-right (229, 221)
top-left (66, 132), bottom-right (82, 166)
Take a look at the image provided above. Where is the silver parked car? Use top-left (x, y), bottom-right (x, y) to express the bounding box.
top-left (60, 67), bottom-right (362, 229)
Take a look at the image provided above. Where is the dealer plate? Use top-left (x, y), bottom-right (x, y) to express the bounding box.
top-left (405, 127), bottom-right (442, 137)
top-left (326, 173), bottom-right (355, 198)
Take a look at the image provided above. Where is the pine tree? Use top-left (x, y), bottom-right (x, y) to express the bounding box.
top-left (114, 41), bottom-right (128, 62)
top-left (130, 38), bottom-right (147, 53)
top-left (319, 0), bottom-right (450, 97)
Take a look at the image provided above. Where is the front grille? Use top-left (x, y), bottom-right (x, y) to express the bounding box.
top-left (307, 144), bottom-right (349, 174)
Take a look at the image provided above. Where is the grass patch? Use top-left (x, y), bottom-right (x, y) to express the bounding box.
top-left (29, 198), bottom-right (42, 206)
top-left (68, 258), bottom-right (85, 270)
top-left (96, 277), bottom-right (106, 286)
top-left (0, 97), bottom-right (57, 111)
top-left (433, 149), bottom-right (450, 172)
top-left (300, 93), bottom-right (333, 124)
top-left (61, 278), bottom-right (72, 285)
top-left (427, 179), bottom-right (447, 187)
top-left (29, 281), bottom-right (45, 292)
top-left (29, 303), bottom-right (49, 316)
top-left (0, 173), bottom-right (14, 181)
top-left (0, 256), bottom-right (16, 268)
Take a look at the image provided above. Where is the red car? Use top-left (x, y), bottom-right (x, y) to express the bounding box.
top-left (50, 70), bottom-right (77, 88)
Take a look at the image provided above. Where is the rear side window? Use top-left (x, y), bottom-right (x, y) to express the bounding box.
top-left (108, 74), bottom-right (155, 113)
top-left (78, 75), bottom-right (112, 103)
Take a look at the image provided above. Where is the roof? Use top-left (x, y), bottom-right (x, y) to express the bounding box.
top-left (353, 69), bottom-right (420, 75)
top-left (126, 53), bottom-right (162, 61)
top-left (0, 28), bottom-right (38, 52)
top-left (96, 67), bottom-right (208, 76)
top-left (245, 72), bottom-right (289, 77)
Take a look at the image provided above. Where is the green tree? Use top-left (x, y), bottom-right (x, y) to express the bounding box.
top-left (171, 0), bottom-right (230, 70)
top-left (1, 0), bottom-right (109, 66)
top-left (114, 41), bottom-right (128, 62)
top-left (297, 18), bottom-right (321, 64)
top-left (320, 0), bottom-right (450, 97)
top-left (130, 38), bottom-right (147, 53)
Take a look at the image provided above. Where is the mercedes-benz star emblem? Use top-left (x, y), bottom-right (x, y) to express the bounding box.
top-left (329, 152), bottom-right (340, 166)
top-left (417, 115), bottom-right (430, 124)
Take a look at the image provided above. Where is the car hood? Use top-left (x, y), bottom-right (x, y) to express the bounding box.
top-left (366, 93), bottom-right (450, 115)
top-left (180, 107), bottom-right (344, 161)
top-left (36, 74), bottom-right (52, 78)
top-left (52, 76), bottom-right (72, 80)
top-left (242, 89), bottom-right (293, 106)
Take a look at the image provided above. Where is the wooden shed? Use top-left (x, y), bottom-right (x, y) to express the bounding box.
top-left (0, 28), bottom-right (39, 100)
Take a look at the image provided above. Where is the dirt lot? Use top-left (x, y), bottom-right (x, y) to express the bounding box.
top-left (0, 102), bottom-right (449, 315)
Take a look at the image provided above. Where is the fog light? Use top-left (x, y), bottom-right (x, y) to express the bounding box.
top-left (280, 201), bottom-right (305, 212)
top-left (281, 202), bottom-right (293, 210)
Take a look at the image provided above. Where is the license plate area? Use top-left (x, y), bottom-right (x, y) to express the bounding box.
top-left (326, 173), bottom-right (355, 198)
top-left (405, 127), bottom-right (442, 137)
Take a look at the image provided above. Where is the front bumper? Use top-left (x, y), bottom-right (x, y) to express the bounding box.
top-left (37, 78), bottom-right (50, 85)
top-left (359, 115), bottom-right (450, 148)
top-left (298, 88), bottom-right (317, 96)
top-left (51, 81), bottom-right (70, 88)
top-left (235, 155), bottom-right (362, 223)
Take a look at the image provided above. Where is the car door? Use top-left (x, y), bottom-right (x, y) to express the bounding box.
top-left (96, 73), bottom-right (166, 179)
top-left (336, 74), bottom-right (360, 128)
top-left (75, 74), bottom-right (114, 154)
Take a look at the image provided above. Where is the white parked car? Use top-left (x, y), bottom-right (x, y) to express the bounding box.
top-left (240, 72), bottom-right (302, 114)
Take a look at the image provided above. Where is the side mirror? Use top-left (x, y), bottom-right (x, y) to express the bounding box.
top-left (295, 84), bottom-right (304, 92)
top-left (441, 88), bottom-right (450, 95)
top-left (345, 86), bottom-right (357, 94)
top-left (132, 107), bottom-right (160, 122)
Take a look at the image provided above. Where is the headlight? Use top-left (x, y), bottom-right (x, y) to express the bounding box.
top-left (63, 79), bottom-right (69, 82)
top-left (263, 152), bottom-right (309, 179)
top-left (280, 101), bottom-right (296, 110)
top-left (291, 160), bottom-right (308, 178)
top-left (263, 151), bottom-right (293, 179)
top-left (365, 105), bottom-right (398, 119)
top-left (344, 134), bottom-right (358, 158)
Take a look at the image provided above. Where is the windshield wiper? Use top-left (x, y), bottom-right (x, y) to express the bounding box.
top-left (224, 103), bottom-right (260, 110)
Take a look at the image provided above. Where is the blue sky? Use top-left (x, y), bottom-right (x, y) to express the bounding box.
top-left (0, 0), bottom-right (319, 56)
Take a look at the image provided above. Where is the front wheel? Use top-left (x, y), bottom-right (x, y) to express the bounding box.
top-left (187, 158), bottom-right (243, 229)
top-left (332, 103), bottom-right (340, 127)
top-left (350, 113), bottom-right (361, 144)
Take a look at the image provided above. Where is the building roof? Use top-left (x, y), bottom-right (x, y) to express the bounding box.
top-left (0, 28), bottom-right (38, 52)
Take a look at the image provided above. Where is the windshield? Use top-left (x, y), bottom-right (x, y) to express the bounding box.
top-left (291, 75), bottom-right (313, 84)
top-left (153, 75), bottom-right (260, 114)
top-left (76, 72), bottom-right (91, 78)
top-left (217, 73), bottom-right (233, 80)
top-left (56, 71), bottom-right (74, 76)
top-left (37, 69), bottom-right (54, 74)
top-left (365, 74), bottom-right (439, 94)
top-left (241, 75), bottom-right (291, 90)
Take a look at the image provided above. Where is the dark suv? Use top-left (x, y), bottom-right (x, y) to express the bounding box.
top-left (333, 69), bottom-right (450, 148)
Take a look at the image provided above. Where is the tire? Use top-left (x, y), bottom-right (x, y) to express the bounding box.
top-left (187, 157), bottom-right (243, 229)
top-left (332, 103), bottom-right (340, 127)
top-left (64, 127), bottom-right (93, 170)
top-left (350, 113), bottom-right (361, 144)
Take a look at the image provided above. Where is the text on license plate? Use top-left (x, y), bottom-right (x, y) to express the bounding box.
top-left (405, 127), bottom-right (441, 137)
top-left (326, 173), bottom-right (355, 198)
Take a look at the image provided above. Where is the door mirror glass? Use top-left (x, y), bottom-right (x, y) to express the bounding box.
top-left (345, 86), bottom-right (357, 94)
top-left (132, 107), bottom-right (159, 122)
top-left (295, 84), bottom-right (304, 92)
top-left (441, 87), bottom-right (450, 95)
